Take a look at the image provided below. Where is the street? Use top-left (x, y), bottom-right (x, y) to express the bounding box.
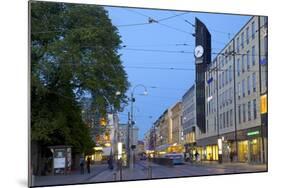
top-left (86, 160), bottom-right (267, 183)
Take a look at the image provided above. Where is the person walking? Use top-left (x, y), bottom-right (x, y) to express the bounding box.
top-left (86, 157), bottom-right (91, 174)
top-left (80, 158), bottom-right (85, 174)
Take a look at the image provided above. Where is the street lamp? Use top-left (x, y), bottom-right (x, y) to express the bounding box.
top-left (127, 84), bottom-right (148, 169)
top-left (102, 91), bottom-right (121, 164)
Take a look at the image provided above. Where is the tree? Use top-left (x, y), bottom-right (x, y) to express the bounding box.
top-left (30, 1), bottom-right (129, 174)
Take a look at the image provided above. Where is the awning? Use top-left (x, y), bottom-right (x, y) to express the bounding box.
top-left (155, 144), bottom-right (171, 151)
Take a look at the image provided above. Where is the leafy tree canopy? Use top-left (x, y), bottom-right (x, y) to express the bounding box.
top-left (31, 1), bottom-right (129, 153)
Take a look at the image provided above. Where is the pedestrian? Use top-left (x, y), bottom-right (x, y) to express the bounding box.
top-left (185, 152), bottom-right (190, 162)
top-left (230, 151), bottom-right (234, 162)
top-left (86, 157), bottom-right (91, 174)
top-left (195, 151), bottom-right (199, 162)
top-left (80, 158), bottom-right (85, 174)
top-left (108, 156), bottom-right (114, 170)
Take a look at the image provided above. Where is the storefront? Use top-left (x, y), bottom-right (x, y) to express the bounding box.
top-left (236, 127), bottom-right (263, 163)
top-left (238, 137), bottom-right (262, 163)
top-left (206, 145), bottom-right (218, 161)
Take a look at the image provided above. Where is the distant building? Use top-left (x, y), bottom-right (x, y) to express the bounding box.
top-left (182, 84), bottom-right (197, 153)
top-left (171, 102), bottom-right (182, 145)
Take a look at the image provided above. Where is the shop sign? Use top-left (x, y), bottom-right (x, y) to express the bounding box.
top-left (260, 94), bottom-right (267, 114)
top-left (247, 131), bottom-right (260, 136)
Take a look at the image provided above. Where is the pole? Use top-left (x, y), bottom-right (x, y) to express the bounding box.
top-left (232, 39), bottom-right (239, 162)
top-left (127, 112), bottom-right (130, 168)
top-left (130, 92), bottom-right (134, 169)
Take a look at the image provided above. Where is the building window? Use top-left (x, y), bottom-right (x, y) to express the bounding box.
top-left (229, 66), bottom-right (232, 82)
top-left (224, 90), bottom-right (228, 106)
top-left (243, 103), bottom-right (246, 123)
top-left (241, 32), bottom-right (244, 49)
top-left (237, 58), bottom-right (240, 76)
top-left (252, 72), bottom-right (256, 92)
top-left (238, 105), bottom-right (241, 124)
top-left (252, 21), bottom-right (255, 39)
top-left (214, 117), bottom-right (216, 131)
top-left (220, 114), bottom-right (222, 129)
top-left (229, 87), bottom-right (232, 104)
top-left (236, 37), bottom-right (240, 53)
top-left (247, 50), bottom-right (250, 70)
top-left (247, 76), bottom-right (251, 95)
top-left (246, 27), bottom-right (249, 44)
top-left (264, 35), bottom-right (268, 57)
top-left (225, 69), bottom-right (228, 85)
top-left (253, 99), bottom-right (257, 119)
top-left (242, 79), bottom-right (245, 97)
top-left (222, 71), bottom-right (224, 87)
top-left (226, 111), bottom-right (229, 127)
top-left (223, 112), bottom-right (226, 128)
top-left (230, 109), bottom-right (233, 126)
top-left (252, 45), bottom-right (256, 66)
top-left (219, 74), bottom-right (222, 89)
top-left (238, 82), bottom-right (241, 99)
top-left (248, 101), bottom-right (251, 121)
top-left (242, 55), bottom-right (245, 73)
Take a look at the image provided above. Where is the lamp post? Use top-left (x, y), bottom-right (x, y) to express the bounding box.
top-left (127, 84), bottom-right (148, 169)
top-left (102, 91), bottom-right (121, 164)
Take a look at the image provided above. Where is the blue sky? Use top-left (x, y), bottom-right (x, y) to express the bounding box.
top-left (105, 6), bottom-right (250, 140)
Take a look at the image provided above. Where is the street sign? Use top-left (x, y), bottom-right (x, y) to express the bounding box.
top-left (207, 77), bottom-right (213, 84)
top-left (247, 131), bottom-right (260, 136)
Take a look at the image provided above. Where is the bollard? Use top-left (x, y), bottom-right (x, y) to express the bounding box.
top-left (113, 172), bottom-right (117, 181)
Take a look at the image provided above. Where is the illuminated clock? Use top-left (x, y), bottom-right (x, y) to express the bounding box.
top-left (194, 45), bottom-right (204, 58)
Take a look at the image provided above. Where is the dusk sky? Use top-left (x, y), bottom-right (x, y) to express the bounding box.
top-left (105, 6), bottom-right (251, 140)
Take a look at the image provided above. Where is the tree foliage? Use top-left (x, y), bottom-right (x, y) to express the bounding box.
top-left (31, 1), bottom-right (129, 153)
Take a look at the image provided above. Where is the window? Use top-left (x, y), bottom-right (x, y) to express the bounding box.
top-left (243, 103), bottom-right (246, 122)
top-left (252, 72), bottom-right (256, 92)
top-left (253, 99), bottom-right (257, 119)
top-left (229, 46), bottom-right (232, 61)
top-left (222, 71), bottom-right (224, 87)
top-left (238, 105), bottom-right (241, 124)
top-left (224, 50), bottom-right (226, 64)
top-left (247, 50), bottom-right (250, 70)
top-left (214, 117), bottom-right (216, 131)
top-left (248, 101), bottom-right (251, 121)
top-left (223, 91), bottom-right (225, 107)
top-left (229, 88), bottom-right (232, 104)
top-left (230, 109), bottom-right (233, 126)
top-left (229, 66), bottom-right (232, 82)
top-left (220, 114), bottom-right (222, 129)
top-left (226, 111), bottom-right (229, 127)
top-left (236, 37), bottom-right (240, 53)
top-left (252, 46), bottom-right (256, 66)
top-left (219, 74), bottom-right (222, 89)
top-left (224, 90), bottom-right (228, 106)
top-left (225, 69), bottom-right (228, 85)
top-left (247, 76), bottom-right (251, 95)
top-left (238, 82), bottom-right (241, 99)
top-left (264, 35), bottom-right (268, 57)
top-left (242, 79), bottom-right (245, 97)
top-left (246, 27), bottom-right (249, 44)
top-left (237, 58), bottom-right (240, 76)
top-left (252, 21), bottom-right (255, 39)
top-left (242, 55), bottom-right (245, 73)
top-left (223, 112), bottom-right (226, 128)
top-left (241, 32), bottom-right (244, 49)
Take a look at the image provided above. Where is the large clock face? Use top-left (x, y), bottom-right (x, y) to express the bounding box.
top-left (194, 45), bottom-right (204, 58)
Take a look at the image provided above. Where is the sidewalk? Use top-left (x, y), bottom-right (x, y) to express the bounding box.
top-left (32, 164), bottom-right (108, 187)
top-left (185, 160), bottom-right (267, 171)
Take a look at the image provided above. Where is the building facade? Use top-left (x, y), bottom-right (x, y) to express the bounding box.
top-left (196, 16), bottom-right (268, 163)
top-left (182, 84), bottom-right (197, 153)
